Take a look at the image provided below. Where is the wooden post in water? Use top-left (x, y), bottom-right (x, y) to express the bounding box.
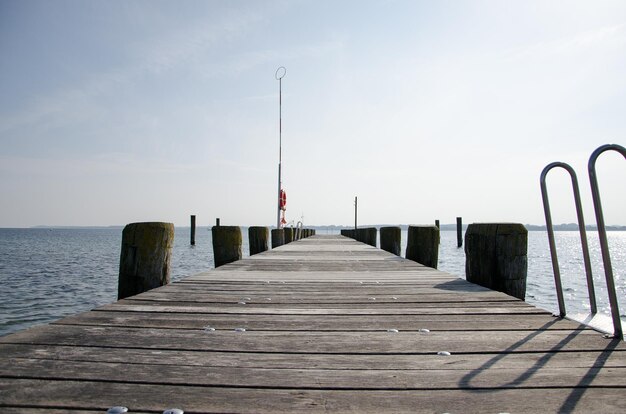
top-left (216, 218), bottom-right (220, 226)
top-left (271, 228), bottom-right (285, 248)
top-left (190, 215), bottom-right (196, 246)
top-left (465, 223), bottom-right (528, 300)
top-left (118, 222), bottom-right (174, 300)
top-left (405, 225), bottom-right (440, 268)
top-left (356, 227), bottom-right (377, 247)
top-left (284, 227), bottom-right (294, 244)
top-left (435, 220), bottom-right (440, 229)
top-left (248, 226), bottom-right (269, 256)
top-left (380, 226), bottom-right (401, 255)
top-left (211, 226), bottom-right (242, 268)
top-left (456, 217), bottom-right (463, 247)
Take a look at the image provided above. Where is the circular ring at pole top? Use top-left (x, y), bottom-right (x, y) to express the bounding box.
top-left (275, 66), bottom-right (286, 80)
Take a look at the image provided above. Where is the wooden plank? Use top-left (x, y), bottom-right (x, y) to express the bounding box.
top-left (131, 291), bottom-right (520, 303)
top-left (1, 379), bottom-right (625, 413)
top-left (3, 357), bottom-right (626, 389)
top-left (3, 344), bottom-right (625, 371)
top-left (120, 297), bottom-right (529, 308)
top-left (2, 325), bottom-right (622, 354)
top-left (51, 310), bottom-right (586, 331)
top-left (95, 302), bottom-right (548, 315)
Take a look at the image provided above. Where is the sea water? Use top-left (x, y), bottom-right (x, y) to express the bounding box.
top-left (0, 228), bottom-right (624, 337)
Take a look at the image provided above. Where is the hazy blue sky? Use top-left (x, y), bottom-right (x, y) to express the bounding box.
top-left (1, 0), bottom-right (625, 227)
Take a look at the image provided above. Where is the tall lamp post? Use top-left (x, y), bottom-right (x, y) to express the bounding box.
top-left (275, 67), bottom-right (286, 229)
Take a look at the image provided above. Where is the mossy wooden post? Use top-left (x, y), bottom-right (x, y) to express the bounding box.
top-left (284, 227), bottom-right (294, 244)
top-left (272, 228), bottom-right (285, 248)
top-left (190, 215), bottom-right (196, 246)
top-left (456, 217), bottom-right (463, 248)
top-left (118, 222), bottom-right (174, 300)
top-left (405, 225), bottom-right (440, 268)
top-left (380, 226), bottom-right (401, 255)
top-left (212, 226), bottom-right (242, 268)
top-left (465, 223), bottom-right (528, 300)
top-left (355, 227), bottom-right (376, 247)
top-left (248, 226), bottom-right (269, 256)
top-left (355, 228), bottom-right (364, 243)
top-left (364, 227), bottom-right (377, 247)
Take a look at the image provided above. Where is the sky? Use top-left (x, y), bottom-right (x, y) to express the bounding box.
top-left (1, 0), bottom-right (625, 228)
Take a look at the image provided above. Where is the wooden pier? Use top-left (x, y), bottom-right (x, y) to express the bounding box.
top-left (1, 235), bottom-right (625, 413)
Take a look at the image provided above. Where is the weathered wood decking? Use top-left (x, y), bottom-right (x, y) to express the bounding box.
top-left (1, 235), bottom-right (625, 413)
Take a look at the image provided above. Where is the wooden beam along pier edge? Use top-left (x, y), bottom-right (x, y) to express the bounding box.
top-left (1, 232), bottom-right (625, 413)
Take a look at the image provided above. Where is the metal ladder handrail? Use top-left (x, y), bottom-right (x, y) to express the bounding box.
top-left (295, 221), bottom-right (303, 240)
top-left (540, 162), bottom-right (597, 317)
top-left (588, 143), bottom-right (626, 340)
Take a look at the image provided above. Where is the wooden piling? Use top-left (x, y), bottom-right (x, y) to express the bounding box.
top-left (465, 223), bottom-right (528, 300)
top-left (435, 220), bottom-right (440, 229)
top-left (118, 222), bottom-right (174, 300)
top-left (380, 226), bottom-right (401, 256)
top-left (284, 227), bottom-right (294, 244)
top-left (211, 226), bottom-right (242, 268)
top-left (456, 217), bottom-right (463, 247)
top-left (248, 226), bottom-right (269, 256)
top-left (356, 227), bottom-right (377, 247)
top-left (190, 215), bottom-right (196, 246)
top-left (271, 228), bottom-right (285, 248)
top-left (216, 218), bottom-right (220, 226)
top-left (405, 225), bottom-right (440, 269)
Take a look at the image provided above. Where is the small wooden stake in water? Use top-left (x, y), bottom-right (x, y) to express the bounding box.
top-left (190, 214), bottom-right (196, 246)
top-left (456, 217), bottom-right (463, 248)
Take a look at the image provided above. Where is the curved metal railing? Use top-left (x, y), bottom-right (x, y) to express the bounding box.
top-left (541, 143), bottom-right (624, 339)
top-left (540, 162), bottom-right (597, 317)
top-left (588, 144), bottom-right (626, 339)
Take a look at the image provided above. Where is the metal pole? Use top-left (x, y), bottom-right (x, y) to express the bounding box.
top-left (275, 67), bottom-right (286, 229)
top-left (354, 196), bottom-right (358, 230)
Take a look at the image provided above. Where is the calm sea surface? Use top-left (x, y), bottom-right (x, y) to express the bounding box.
top-left (0, 228), bottom-right (624, 337)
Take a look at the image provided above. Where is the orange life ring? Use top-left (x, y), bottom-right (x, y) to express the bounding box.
top-left (279, 189), bottom-right (287, 210)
